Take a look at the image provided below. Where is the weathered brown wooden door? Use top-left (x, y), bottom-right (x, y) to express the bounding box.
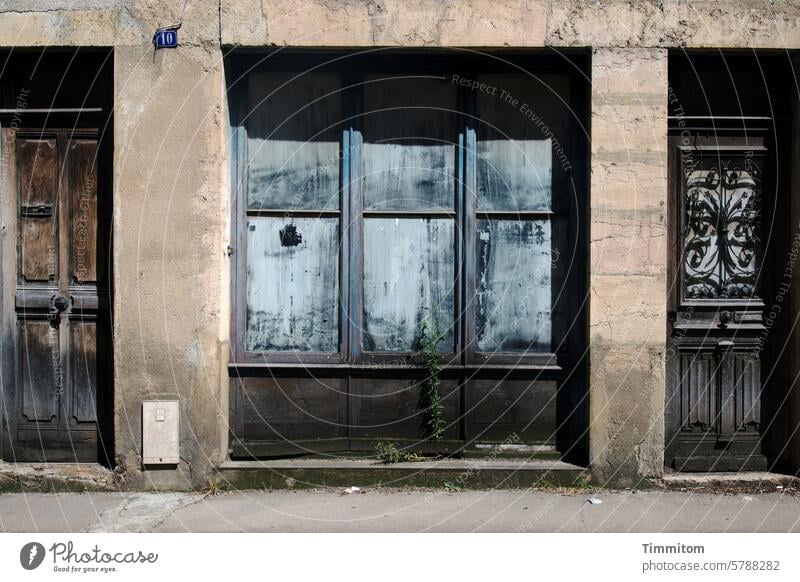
top-left (666, 129), bottom-right (771, 471)
top-left (1, 127), bottom-right (110, 462)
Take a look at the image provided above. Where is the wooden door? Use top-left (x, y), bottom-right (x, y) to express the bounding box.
top-left (665, 131), bottom-right (770, 471)
top-left (1, 128), bottom-right (110, 463)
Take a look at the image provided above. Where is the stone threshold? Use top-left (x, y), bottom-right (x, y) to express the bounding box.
top-left (657, 472), bottom-right (800, 492)
top-left (216, 458), bottom-right (589, 490)
top-left (0, 461), bottom-right (117, 493)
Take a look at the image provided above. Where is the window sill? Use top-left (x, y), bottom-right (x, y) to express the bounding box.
top-left (228, 362), bottom-right (563, 376)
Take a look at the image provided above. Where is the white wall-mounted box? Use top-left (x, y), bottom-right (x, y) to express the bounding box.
top-left (142, 400), bottom-right (180, 465)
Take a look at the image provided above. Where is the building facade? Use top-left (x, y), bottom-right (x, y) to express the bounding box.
top-left (1, 0), bottom-right (800, 489)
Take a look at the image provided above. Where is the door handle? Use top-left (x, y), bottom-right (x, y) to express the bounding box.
top-left (48, 294), bottom-right (70, 327)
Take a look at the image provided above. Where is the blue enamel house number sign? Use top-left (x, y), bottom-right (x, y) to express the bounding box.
top-left (154, 28), bottom-right (178, 49)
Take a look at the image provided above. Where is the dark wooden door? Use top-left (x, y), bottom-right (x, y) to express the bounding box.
top-left (1, 128), bottom-right (110, 463)
top-left (666, 130), bottom-right (770, 471)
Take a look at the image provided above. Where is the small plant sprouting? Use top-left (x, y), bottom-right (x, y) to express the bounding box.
top-left (204, 479), bottom-right (225, 496)
top-left (416, 316), bottom-right (446, 442)
top-left (376, 441), bottom-right (424, 464)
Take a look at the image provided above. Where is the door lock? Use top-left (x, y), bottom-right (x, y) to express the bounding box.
top-left (48, 294), bottom-right (70, 327)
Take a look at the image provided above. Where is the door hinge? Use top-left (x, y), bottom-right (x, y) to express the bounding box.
top-left (226, 245), bottom-right (234, 256)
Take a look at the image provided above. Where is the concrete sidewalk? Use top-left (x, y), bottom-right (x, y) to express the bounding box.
top-left (1, 489), bottom-right (800, 532)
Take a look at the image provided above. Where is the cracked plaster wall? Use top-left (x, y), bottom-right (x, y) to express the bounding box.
top-left (222, 0), bottom-right (800, 49)
top-left (589, 48), bottom-right (668, 483)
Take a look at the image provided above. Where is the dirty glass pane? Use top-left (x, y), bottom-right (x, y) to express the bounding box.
top-left (363, 218), bottom-right (455, 352)
top-left (477, 138), bottom-right (552, 211)
top-left (476, 219), bottom-right (552, 352)
top-left (247, 72), bottom-right (342, 210)
top-left (246, 217), bottom-right (339, 352)
top-left (362, 75), bottom-right (457, 211)
top-left (475, 74), bottom-right (570, 212)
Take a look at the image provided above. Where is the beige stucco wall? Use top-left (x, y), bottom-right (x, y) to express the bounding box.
top-left (0, 0), bottom-right (797, 486)
top-left (113, 44), bottom-right (228, 489)
top-left (223, 0), bottom-right (800, 49)
top-left (589, 48), bottom-right (668, 483)
top-left (3, 0), bottom-right (799, 49)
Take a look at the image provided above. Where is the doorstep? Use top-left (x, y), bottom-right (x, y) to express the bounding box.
top-left (658, 472), bottom-right (800, 493)
top-left (216, 458), bottom-right (589, 490)
top-left (0, 461), bottom-right (117, 493)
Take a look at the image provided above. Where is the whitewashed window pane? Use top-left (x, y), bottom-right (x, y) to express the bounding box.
top-left (476, 219), bottom-right (552, 352)
top-left (363, 218), bottom-right (455, 352)
top-left (363, 76), bottom-right (456, 211)
top-left (246, 217), bottom-right (339, 351)
top-left (247, 72), bottom-right (342, 210)
top-left (477, 138), bottom-right (552, 211)
top-left (475, 74), bottom-right (570, 212)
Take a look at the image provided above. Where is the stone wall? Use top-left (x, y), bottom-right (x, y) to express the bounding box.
top-left (589, 48), bottom-right (668, 483)
top-left (223, 0), bottom-right (800, 49)
top-left (0, 0), bottom-right (797, 487)
top-left (4, 1), bottom-right (800, 50)
top-left (112, 42), bottom-right (228, 489)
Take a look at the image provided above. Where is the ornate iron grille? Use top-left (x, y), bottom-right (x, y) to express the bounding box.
top-left (683, 164), bottom-right (761, 299)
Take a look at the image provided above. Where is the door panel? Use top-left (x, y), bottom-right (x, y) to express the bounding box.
top-left (666, 134), bottom-right (769, 472)
top-left (68, 139), bottom-right (99, 284)
top-left (17, 137), bottom-right (58, 283)
top-left (732, 350), bottom-right (761, 430)
top-left (71, 320), bottom-right (98, 423)
top-left (678, 350), bottom-right (714, 431)
top-left (349, 377), bottom-right (460, 441)
top-left (19, 319), bottom-right (59, 422)
top-left (230, 376), bottom-right (347, 457)
top-left (3, 128), bottom-right (108, 462)
top-left (467, 379), bottom-right (557, 443)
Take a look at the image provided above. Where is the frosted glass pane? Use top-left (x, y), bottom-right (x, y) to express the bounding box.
top-left (246, 217), bottom-right (339, 351)
top-left (476, 219), bottom-right (552, 352)
top-left (247, 72), bottom-right (342, 210)
top-left (475, 74), bottom-right (570, 211)
top-left (364, 143), bottom-right (454, 211)
top-left (363, 218), bottom-right (455, 352)
top-left (363, 75), bottom-right (456, 211)
top-left (477, 138), bottom-right (552, 211)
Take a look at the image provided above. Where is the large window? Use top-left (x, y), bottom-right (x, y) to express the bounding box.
top-left (227, 52), bottom-right (588, 457)
top-left (231, 55), bottom-right (578, 368)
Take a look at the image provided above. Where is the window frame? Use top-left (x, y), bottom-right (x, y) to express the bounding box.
top-left (230, 64), bottom-right (351, 365)
top-left (228, 51), bottom-right (584, 372)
